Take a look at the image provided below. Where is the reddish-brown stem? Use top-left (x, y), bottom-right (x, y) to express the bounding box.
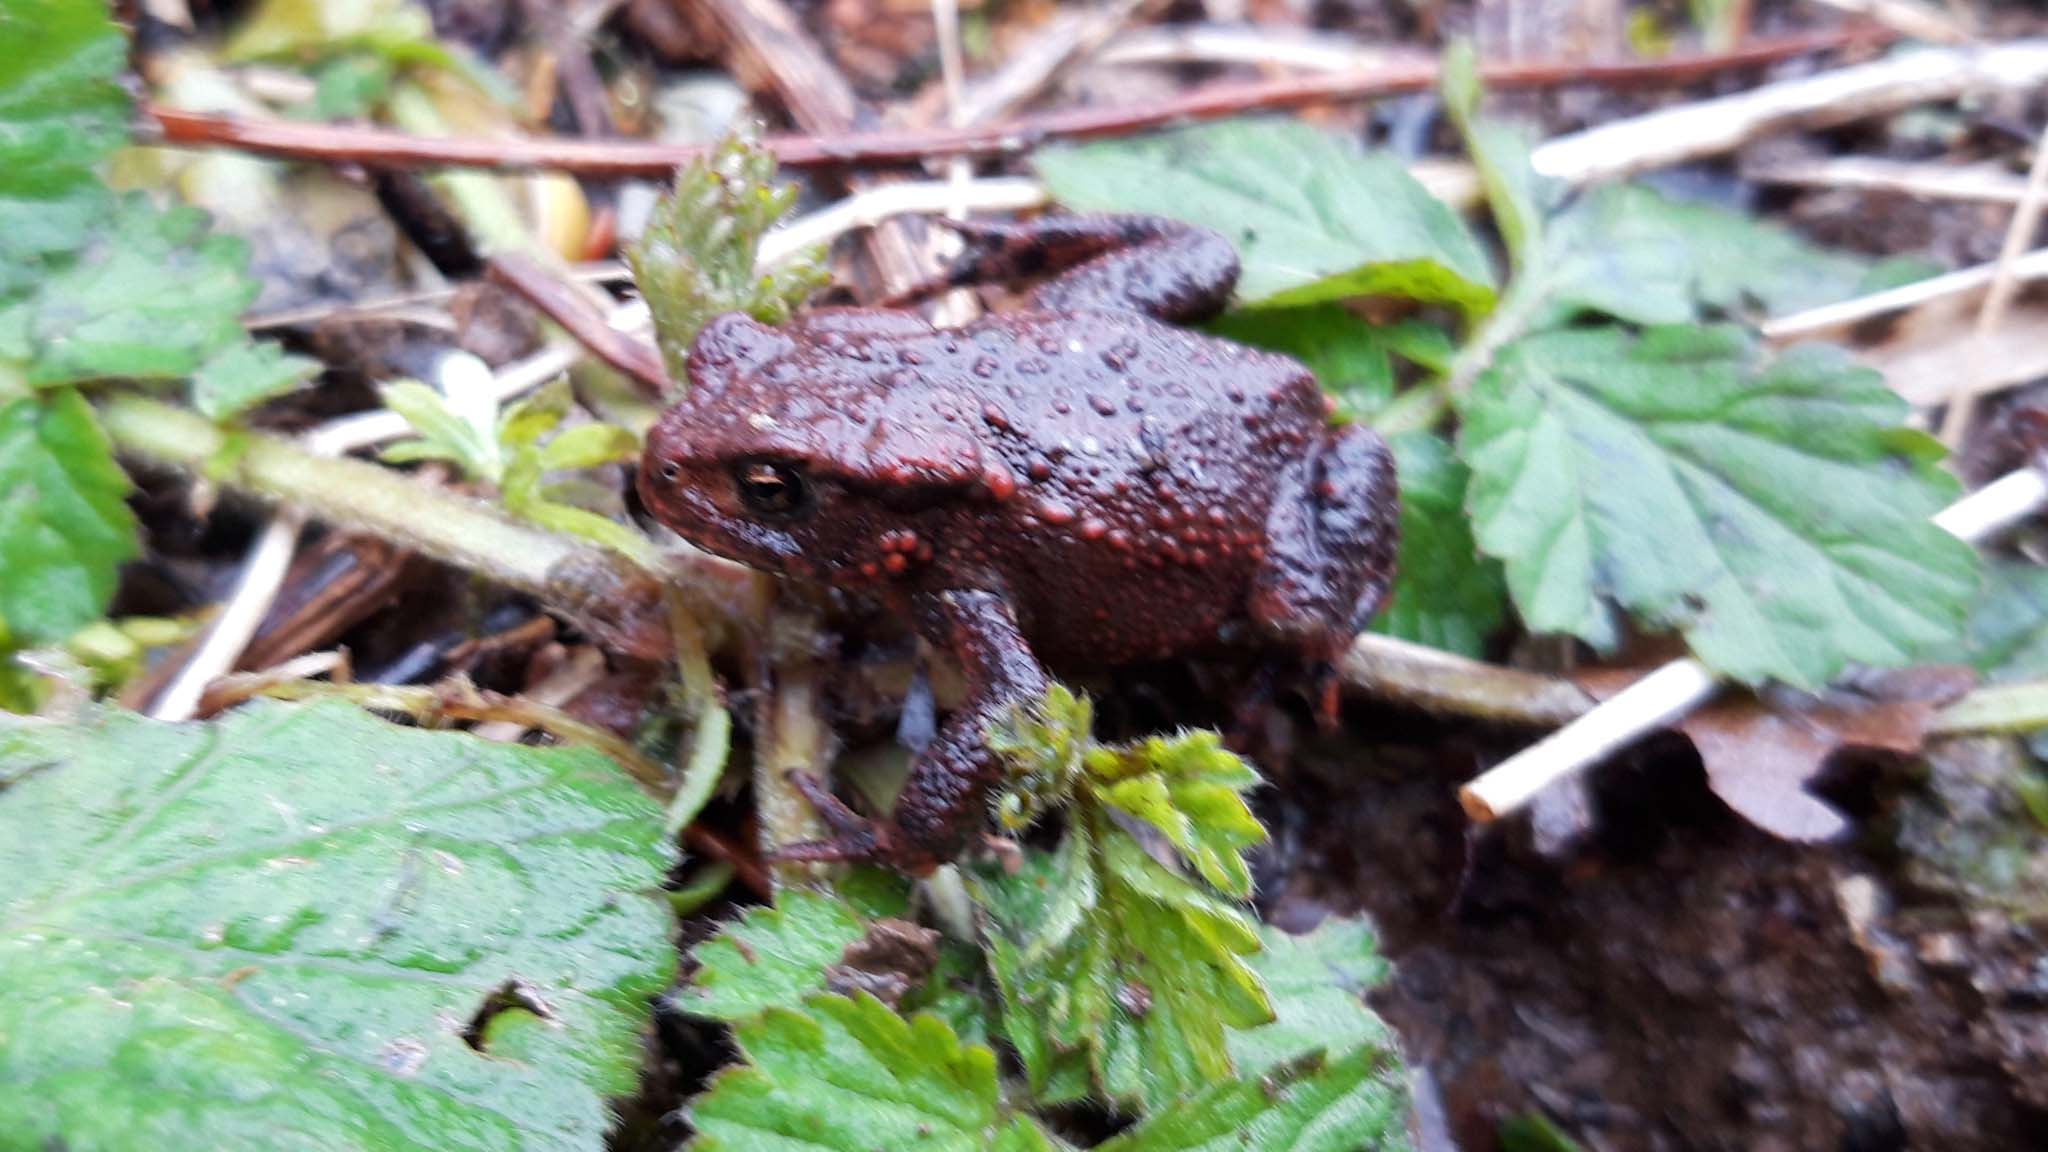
top-left (485, 252), bottom-right (671, 395)
top-left (145, 29), bottom-right (1881, 177)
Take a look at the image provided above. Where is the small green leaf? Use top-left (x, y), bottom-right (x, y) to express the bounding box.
top-left (1228, 919), bottom-right (1395, 1075)
top-left (379, 378), bottom-right (500, 481)
top-left (1209, 306), bottom-right (1452, 423)
top-left (0, 0), bottom-right (129, 294)
top-left (0, 388), bottom-right (136, 648)
top-left (0, 699), bottom-right (677, 1151)
top-left (687, 993), bottom-right (1055, 1152)
top-left (536, 422), bottom-right (638, 472)
top-left (1084, 729), bottom-right (1265, 899)
top-left (1460, 327), bottom-right (1976, 688)
top-left (1374, 432), bottom-right (1505, 657)
top-left (1035, 120), bottom-right (1494, 316)
top-left (679, 889), bottom-right (867, 1022)
top-left (1095, 1047), bottom-right (1413, 1152)
top-left (629, 132), bottom-right (829, 387)
top-left (1500, 1113), bottom-right (1585, 1152)
top-left (191, 341), bottom-right (321, 421)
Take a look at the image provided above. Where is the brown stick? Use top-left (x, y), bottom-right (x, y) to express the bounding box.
top-left (485, 252), bottom-right (670, 396)
top-left (145, 29), bottom-right (1880, 178)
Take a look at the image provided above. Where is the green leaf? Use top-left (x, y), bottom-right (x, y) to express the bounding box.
top-left (380, 378), bottom-right (500, 480)
top-left (1500, 1113), bottom-right (1585, 1152)
top-left (1084, 728), bottom-right (1265, 899)
top-left (1440, 42), bottom-right (1549, 271)
top-left (1227, 919), bottom-right (1396, 1075)
top-left (1960, 560), bottom-right (2048, 681)
top-left (1209, 305), bottom-right (1453, 423)
top-left (192, 341), bottom-right (322, 421)
top-left (0, 199), bottom-right (259, 386)
top-left (1460, 327), bottom-right (1977, 688)
top-left (0, 0), bottom-right (129, 295)
top-left (1095, 1047), bottom-right (1413, 1152)
top-left (630, 132), bottom-right (830, 387)
top-left (1034, 120), bottom-right (1495, 316)
top-left (687, 993), bottom-right (1056, 1152)
top-left (679, 889), bottom-right (867, 1022)
top-left (0, 699), bottom-right (677, 1152)
top-left (1374, 432), bottom-right (1505, 657)
top-left (976, 807), bottom-right (1272, 1113)
top-left (0, 388), bottom-right (136, 647)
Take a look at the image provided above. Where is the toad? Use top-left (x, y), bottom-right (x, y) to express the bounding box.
top-left (639, 215), bottom-right (1398, 872)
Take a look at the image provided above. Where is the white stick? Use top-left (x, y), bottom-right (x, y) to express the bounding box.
top-left (1459, 465), bottom-right (2048, 822)
top-left (148, 510), bottom-right (308, 722)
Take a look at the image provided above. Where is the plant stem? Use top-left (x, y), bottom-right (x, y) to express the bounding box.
top-left (96, 393), bottom-right (682, 661)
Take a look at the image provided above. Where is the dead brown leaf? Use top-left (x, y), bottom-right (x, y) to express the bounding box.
top-left (1582, 666), bottom-right (1977, 841)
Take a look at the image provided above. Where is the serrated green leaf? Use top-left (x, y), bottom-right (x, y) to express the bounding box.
top-left (1034, 120), bottom-right (1494, 316)
top-left (1085, 728), bottom-right (1264, 899)
top-left (0, 388), bottom-right (136, 648)
top-left (1228, 919), bottom-right (1395, 1075)
top-left (192, 340), bottom-right (321, 421)
top-left (688, 993), bottom-right (1056, 1152)
top-left (1095, 1047), bottom-right (1413, 1152)
top-left (629, 133), bottom-right (829, 387)
top-left (537, 422), bottom-right (638, 472)
top-left (0, 199), bottom-right (258, 386)
top-left (0, 698), bottom-right (677, 1152)
top-left (680, 889), bottom-right (867, 1022)
top-left (1208, 306), bottom-right (1453, 423)
top-left (1460, 327), bottom-right (1976, 688)
top-left (0, 0), bottom-right (129, 295)
top-left (977, 806), bottom-right (1272, 1113)
top-left (1374, 432), bottom-right (1505, 657)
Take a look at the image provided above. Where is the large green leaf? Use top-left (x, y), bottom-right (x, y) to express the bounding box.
top-left (1095, 1048), bottom-right (1412, 1152)
top-left (1374, 432), bottom-right (1505, 657)
top-left (0, 700), bottom-right (677, 1152)
top-left (0, 388), bottom-right (136, 647)
top-left (1959, 560), bottom-right (2048, 681)
top-left (1034, 120), bottom-right (1494, 316)
top-left (687, 994), bottom-right (1056, 1152)
top-left (0, 0), bottom-right (129, 295)
top-left (1460, 326), bottom-right (1976, 688)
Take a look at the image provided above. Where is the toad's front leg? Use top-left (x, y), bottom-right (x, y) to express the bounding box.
top-left (776, 589), bottom-right (1049, 874)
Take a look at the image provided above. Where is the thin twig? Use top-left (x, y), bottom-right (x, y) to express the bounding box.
top-left (1098, 23), bottom-right (1420, 73)
top-left (1746, 156), bottom-right (2032, 204)
top-left (1460, 466), bottom-right (2048, 823)
top-left (487, 251), bottom-right (671, 394)
top-left (1942, 119), bottom-right (2048, 446)
top-left (143, 31), bottom-right (1880, 176)
top-left (149, 512), bottom-right (308, 721)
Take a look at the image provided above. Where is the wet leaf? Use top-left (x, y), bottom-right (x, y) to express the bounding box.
top-left (0, 389), bottom-right (136, 648)
top-left (686, 994), bottom-right (1057, 1152)
top-left (1461, 328), bottom-right (1977, 688)
top-left (0, 699), bottom-right (677, 1151)
top-left (1035, 120), bottom-right (1495, 317)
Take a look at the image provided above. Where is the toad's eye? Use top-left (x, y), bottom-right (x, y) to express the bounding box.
top-left (658, 461), bottom-right (680, 482)
top-left (734, 460), bottom-right (810, 517)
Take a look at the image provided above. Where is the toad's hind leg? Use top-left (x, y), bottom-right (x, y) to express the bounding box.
top-left (930, 214), bottom-right (1240, 324)
top-left (773, 589), bottom-right (1049, 874)
top-left (1248, 424), bottom-right (1400, 714)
